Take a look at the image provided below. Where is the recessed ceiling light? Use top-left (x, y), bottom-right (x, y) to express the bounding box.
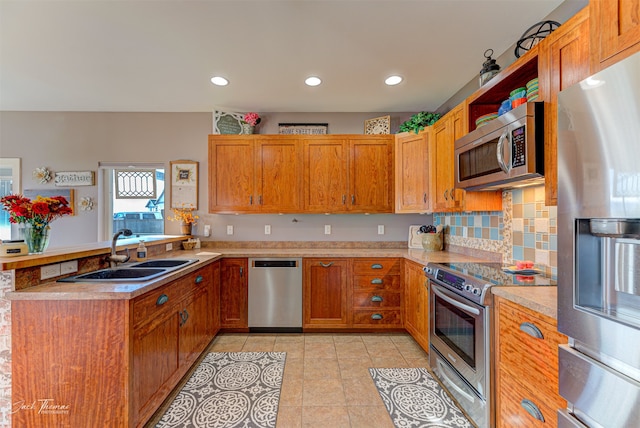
top-left (305, 76), bottom-right (322, 87)
top-left (211, 76), bottom-right (229, 86)
top-left (385, 75), bottom-right (403, 86)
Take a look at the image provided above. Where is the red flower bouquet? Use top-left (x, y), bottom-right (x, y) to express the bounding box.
top-left (1, 194), bottom-right (72, 228)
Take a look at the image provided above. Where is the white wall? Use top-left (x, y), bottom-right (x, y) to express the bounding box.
top-left (0, 111), bottom-right (429, 247)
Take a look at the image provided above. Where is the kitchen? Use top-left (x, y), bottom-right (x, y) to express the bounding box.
top-left (1, 0), bottom-right (640, 427)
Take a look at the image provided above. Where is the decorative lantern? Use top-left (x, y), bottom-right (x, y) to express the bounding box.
top-left (479, 49), bottom-right (501, 87)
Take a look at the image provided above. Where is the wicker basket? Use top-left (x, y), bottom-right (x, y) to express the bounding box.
top-left (182, 241), bottom-right (196, 250)
top-left (421, 231), bottom-right (443, 252)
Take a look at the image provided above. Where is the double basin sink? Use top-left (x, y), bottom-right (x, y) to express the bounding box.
top-left (58, 258), bottom-right (199, 283)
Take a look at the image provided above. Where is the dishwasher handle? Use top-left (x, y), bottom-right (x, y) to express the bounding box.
top-left (253, 260), bottom-right (298, 268)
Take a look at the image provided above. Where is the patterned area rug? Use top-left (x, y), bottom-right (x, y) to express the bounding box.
top-left (369, 367), bottom-right (473, 428)
top-left (156, 352), bottom-right (286, 428)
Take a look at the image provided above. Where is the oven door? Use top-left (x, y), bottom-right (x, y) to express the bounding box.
top-left (429, 281), bottom-right (490, 398)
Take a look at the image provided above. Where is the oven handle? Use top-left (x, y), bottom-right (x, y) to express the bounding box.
top-left (436, 358), bottom-right (476, 403)
top-left (432, 285), bottom-right (480, 315)
top-left (496, 129), bottom-right (511, 174)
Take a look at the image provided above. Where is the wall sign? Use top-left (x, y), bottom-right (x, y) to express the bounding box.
top-left (278, 123), bottom-right (328, 135)
top-left (213, 110), bottom-right (244, 134)
top-left (54, 171), bottom-right (94, 187)
top-left (170, 160), bottom-right (198, 209)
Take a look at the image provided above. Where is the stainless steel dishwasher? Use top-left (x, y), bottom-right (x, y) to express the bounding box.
top-left (248, 258), bottom-right (302, 332)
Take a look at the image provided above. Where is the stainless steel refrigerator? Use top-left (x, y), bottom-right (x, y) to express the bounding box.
top-left (557, 51), bottom-right (640, 427)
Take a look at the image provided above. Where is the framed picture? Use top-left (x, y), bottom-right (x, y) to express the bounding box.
top-left (24, 188), bottom-right (75, 215)
top-left (54, 171), bottom-right (94, 187)
top-left (278, 123), bottom-right (328, 135)
top-left (364, 115), bottom-right (391, 134)
top-left (170, 160), bottom-right (198, 209)
top-left (212, 110), bottom-right (247, 134)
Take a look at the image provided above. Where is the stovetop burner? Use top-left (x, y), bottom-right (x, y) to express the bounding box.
top-left (423, 261), bottom-right (556, 305)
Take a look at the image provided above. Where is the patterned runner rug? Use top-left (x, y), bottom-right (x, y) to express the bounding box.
top-left (369, 367), bottom-right (473, 428)
top-left (155, 352), bottom-right (286, 428)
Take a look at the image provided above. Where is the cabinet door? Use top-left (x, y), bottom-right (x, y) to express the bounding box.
top-left (592, 0), bottom-right (640, 69)
top-left (179, 287), bottom-right (212, 366)
top-left (349, 136), bottom-right (394, 212)
top-left (133, 310), bottom-right (179, 421)
top-left (395, 130), bottom-right (431, 213)
top-left (432, 115), bottom-right (455, 212)
top-left (211, 260), bottom-right (221, 333)
top-left (303, 137), bottom-right (349, 212)
top-left (541, 8), bottom-right (591, 206)
top-left (404, 260), bottom-right (429, 351)
top-left (220, 258), bottom-right (249, 329)
top-left (256, 137), bottom-right (303, 212)
top-left (209, 137), bottom-right (258, 213)
top-left (303, 258), bottom-right (349, 327)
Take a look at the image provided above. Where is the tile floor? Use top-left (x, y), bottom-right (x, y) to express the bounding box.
top-left (150, 332), bottom-right (430, 428)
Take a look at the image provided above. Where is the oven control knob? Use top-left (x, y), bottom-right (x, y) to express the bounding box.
top-left (472, 288), bottom-right (481, 295)
top-left (423, 267), bottom-right (433, 275)
top-left (464, 284), bottom-right (473, 292)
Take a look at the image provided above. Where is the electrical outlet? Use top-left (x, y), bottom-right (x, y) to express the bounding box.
top-left (60, 260), bottom-right (78, 274)
top-left (41, 263), bottom-right (61, 280)
top-left (324, 225), bottom-right (331, 235)
top-left (166, 243), bottom-right (173, 251)
top-left (227, 225), bottom-right (234, 235)
top-left (264, 225), bottom-right (271, 235)
top-left (203, 224), bottom-right (211, 237)
top-left (377, 225), bottom-right (385, 235)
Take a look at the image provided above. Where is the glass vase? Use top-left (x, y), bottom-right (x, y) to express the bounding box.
top-left (25, 225), bottom-right (51, 254)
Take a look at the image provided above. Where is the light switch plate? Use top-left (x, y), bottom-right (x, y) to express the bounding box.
top-left (324, 225), bottom-right (331, 235)
top-left (60, 260), bottom-right (78, 274)
top-left (41, 264), bottom-right (61, 280)
top-left (227, 225), bottom-right (234, 235)
top-left (377, 225), bottom-right (385, 235)
top-left (264, 225), bottom-right (271, 235)
top-left (166, 243), bottom-right (173, 251)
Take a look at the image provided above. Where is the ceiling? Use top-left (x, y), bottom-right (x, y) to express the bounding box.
top-left (0, 0), bottom-right (569, 113)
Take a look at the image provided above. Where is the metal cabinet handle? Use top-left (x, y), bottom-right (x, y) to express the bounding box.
top-left (520, 399), bottom-right (545, 422)
top-left (371, 263), bottom-right (383, 269)
top-left (259, 195), bottom-right (263, 205)
top-left (444, 189), bottom-right (449, 200)
top-left (342, 195), bottom-right (346, 204)
top-left (519, 322), bottom-right (544, 339)
top-left (450, 188), bottom-right (455, 200)
top-left (179, 309), bottom-right (189, 327)
top-left (423, 192), bottom-right (427, 203)
top-left (195, 275), bottom-right (203, 284)
top-left (371, 278), bottom-right (383, 285)
top-left (156, 294), bottom-right (169, 306)
top-left (371, 313), bottom-right (383, 320)
top-left (351, 195), bottom-right (355, 205)
top-left (319, 262), bottom-right (334, 268)
top-left (239, 266), bottom-right (244, 277)
top-left (250, 195), bottom-right (253, 205)
top-left (371, 295), bottom-right (383, 302)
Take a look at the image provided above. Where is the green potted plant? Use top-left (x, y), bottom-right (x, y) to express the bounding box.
top-left (399, 111), bottom-right (442, 134)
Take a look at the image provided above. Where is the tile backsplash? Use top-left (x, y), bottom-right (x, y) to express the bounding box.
top-left (434, 185), bottom-right (557, 278)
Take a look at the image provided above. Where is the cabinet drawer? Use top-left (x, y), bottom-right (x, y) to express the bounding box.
top-left (498, 373), bottom-right (564, 428)
top-left (497, 300), bottom-right (567, 402)
top-left (352, 259), bottom-right (401, 275)
top-left (133, 283), bottom-right (185, 328)
top-left (352, 309), bottom-right (402, 325)
top-left (353, 290), bottom-right (401, 308)
top-left (353, 275), bottom-right (401, 290)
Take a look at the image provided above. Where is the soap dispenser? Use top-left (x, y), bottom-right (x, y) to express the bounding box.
top-left (136, 240), bottom-right (147, 261)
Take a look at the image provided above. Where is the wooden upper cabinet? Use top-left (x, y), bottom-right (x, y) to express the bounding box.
top-left (349, 136), bottom-right (393, 212)
top-left (303, 137), bottom-right (349, 212)
top-left (432, 106), bottom-right (464, 212)
top-left (209, 136), bottom-right (257, 213)
top-left (539, 7), bottom-right (591, 206)
top-left (209, 135), bottom-right (302, 213)
top-left (591, 0), bottom-right (640, 70)
top-left (303, 135), bottom-right (393, 213)
top-left (256, 137), bottom-right (303, 212)
top-left (395, 129), bottom-right (431, 213)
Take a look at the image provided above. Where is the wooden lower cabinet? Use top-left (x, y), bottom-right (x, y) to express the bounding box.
top-left (404, 260), bottom-right (429, 351)
top-left (11, 262), bottom-right (220, 428)
top-left (351, 258), bottom-right (403, 328)
top-left (303, 258), bottom-right (349, 328)
top-left (220, 257), bottom-right (249, 329)
top-left (494, 295), bottom-right (567, 428)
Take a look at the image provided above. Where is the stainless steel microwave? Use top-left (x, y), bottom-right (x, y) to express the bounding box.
top-left (454, 102), bottom-right (545, 191)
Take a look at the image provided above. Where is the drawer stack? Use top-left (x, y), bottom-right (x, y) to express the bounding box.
top-left (351, 258), bottom-right (403, 327)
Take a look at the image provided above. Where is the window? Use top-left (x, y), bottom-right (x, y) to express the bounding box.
top-left (98, 163), bottom-right (165, 240)
top-left (0, 158), bottom-right (21, 241)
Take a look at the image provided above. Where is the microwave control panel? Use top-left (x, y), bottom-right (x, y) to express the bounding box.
top-left (512, 125), bottom-right (526, 167)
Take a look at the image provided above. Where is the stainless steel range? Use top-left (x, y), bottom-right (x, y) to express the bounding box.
top-left (424, 262), bottom-right (556, 428)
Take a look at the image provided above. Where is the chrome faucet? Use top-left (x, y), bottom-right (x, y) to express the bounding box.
top-left (106, 228), bottom-right (132, 267)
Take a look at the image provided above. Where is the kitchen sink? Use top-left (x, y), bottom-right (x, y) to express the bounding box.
top-left (129, 259), bottom-right (197, 269)
top-left (57, 258), bottom-right (199, 283)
